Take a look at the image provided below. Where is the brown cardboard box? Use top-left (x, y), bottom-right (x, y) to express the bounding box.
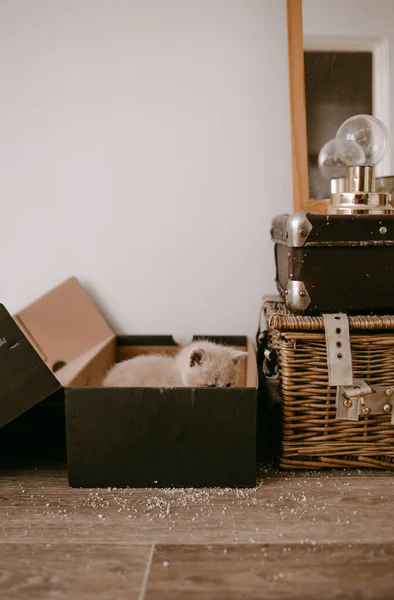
top-left (0, 278), bottom-right (258, 487)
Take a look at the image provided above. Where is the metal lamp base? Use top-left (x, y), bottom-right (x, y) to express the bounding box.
top-left (327, 192), bottom-right (394, 214)
top-left (327, 166), bottom-right (394, 215)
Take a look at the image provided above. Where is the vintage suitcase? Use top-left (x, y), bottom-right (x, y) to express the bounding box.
top-left (271, 211), bottom-right (394, 314)
top-left (258, 296), bottom-right (394, 469)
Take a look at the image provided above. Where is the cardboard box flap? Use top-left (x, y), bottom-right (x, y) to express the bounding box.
top-left (14, 277), bottom-right (115, 372)
top-left (56, 337), bottom-right (115, 387)
top-left (0, 304), bottom-right (61, 429)
top-left (246, 337), bottom-right (258, 388)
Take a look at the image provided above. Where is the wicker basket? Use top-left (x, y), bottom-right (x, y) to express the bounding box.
top-left (259, 297), bottom-right (394, 469)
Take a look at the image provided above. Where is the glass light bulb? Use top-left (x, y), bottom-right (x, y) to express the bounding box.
top-left (318, 139), bottom-right (347, 179)
top-left (335, 114), bottom-right (389, 167)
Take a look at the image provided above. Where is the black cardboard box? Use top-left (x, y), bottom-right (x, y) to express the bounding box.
top-left (1, 278), bottom-right (258, 488)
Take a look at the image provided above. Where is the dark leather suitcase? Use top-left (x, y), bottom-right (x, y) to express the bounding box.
top-left (271, 211), bottom-right (394, 314)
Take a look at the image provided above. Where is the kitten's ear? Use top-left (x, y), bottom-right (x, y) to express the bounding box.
top-left (189, 348), bottom-right (205, 367)
top-left (232, 350), bottom-right (248, 365)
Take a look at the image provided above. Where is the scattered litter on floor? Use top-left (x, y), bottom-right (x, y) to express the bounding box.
top-left (1, 467), bottom-right (392, 544)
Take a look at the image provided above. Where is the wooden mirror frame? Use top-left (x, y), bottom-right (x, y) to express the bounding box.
top-left (287, 0), bottom-right (329, 214)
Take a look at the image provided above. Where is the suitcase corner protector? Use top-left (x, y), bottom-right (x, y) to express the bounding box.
top-left (285, 211), bottom-right (312, 247)
top-left (286, 281), bottom-right (311, 312)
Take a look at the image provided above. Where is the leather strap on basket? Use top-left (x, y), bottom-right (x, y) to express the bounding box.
top-left (323, 313), bottom-right (353, 387)
top-left (324, 313), bottom-right (394, 424)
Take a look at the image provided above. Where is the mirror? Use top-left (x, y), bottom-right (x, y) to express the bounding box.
top-left (287, 0), bottom-right (394, 211)
top-left (304, 51), bottom-right (372, 200)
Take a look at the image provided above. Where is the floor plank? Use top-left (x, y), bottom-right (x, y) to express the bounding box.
top-left (0, 542), bottom-right (152, 600)
top-left (1, 467), bottom-right (394, 545)
top-left (1, 468), bottom-right (394, 598)
top-left (145, 543), bottom-right (394, 600)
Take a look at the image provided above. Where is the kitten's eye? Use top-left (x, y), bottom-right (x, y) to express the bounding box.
top-left (226, 383), bottom-right (231, 388)
top-left (208, 384), bottom-right (216, 388)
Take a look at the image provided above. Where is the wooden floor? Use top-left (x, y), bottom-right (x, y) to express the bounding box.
top-left (1, 465), bottom-right (394, 599)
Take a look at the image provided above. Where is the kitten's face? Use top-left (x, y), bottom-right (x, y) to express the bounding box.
top-left (180, 343), bottom-right (247, 388)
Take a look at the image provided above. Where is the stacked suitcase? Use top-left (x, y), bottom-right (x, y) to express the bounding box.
top-left (258, 116), bottom-right (394, 469)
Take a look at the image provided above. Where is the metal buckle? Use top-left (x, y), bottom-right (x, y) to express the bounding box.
top-left (342, 387), bottom-right (376, 401)
top-left (338, 383), bottom-right (394, 421)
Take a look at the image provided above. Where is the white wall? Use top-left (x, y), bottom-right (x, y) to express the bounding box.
top-left (0, 0), bottom-right (292, 342)
top-left (303, 0), bottom-right (394, 178)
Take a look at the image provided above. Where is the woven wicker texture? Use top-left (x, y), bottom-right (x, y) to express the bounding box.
top-left (263, 298), bottom-right (394, 469)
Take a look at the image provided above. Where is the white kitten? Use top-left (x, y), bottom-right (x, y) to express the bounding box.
top-left (102, 341), bottom-right (247, 388)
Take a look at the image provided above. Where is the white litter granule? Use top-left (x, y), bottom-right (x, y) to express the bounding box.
top-left (162, 561), bottom-right (170, 568)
